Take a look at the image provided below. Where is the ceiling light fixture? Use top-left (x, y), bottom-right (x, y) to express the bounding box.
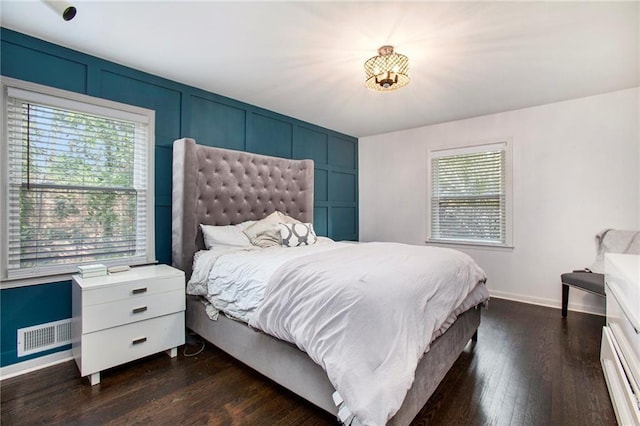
top-left (364, 45), bottom-right (409, 92)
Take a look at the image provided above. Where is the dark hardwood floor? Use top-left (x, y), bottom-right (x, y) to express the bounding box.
top-left (1, 298), bottom-right (615, 425)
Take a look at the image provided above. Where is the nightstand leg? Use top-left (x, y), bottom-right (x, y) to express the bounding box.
top-left (167, 347), bottom-right (178, 358)
top-left (90, 372), bottom-right (100, 386)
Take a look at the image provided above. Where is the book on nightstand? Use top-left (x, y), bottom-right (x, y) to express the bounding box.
top-left (77, 264), bottom-right (107, 278)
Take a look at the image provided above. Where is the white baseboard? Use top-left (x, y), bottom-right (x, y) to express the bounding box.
top-left (0, 350), bottom-right (73, 381)
top-left (489, 289), bottom-right (605, 317)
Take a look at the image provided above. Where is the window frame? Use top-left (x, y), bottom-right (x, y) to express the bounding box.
top-left (426, 140), bottom-right (513, 248)
top-left (1, 76), bottom-right (156, 287)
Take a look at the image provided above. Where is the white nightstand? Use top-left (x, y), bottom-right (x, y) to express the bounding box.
top-left (72, 264), bottom-right (185, 385)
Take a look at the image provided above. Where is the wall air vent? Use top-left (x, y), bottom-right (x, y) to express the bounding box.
top-left (17, 319), bottom-right (72, 357)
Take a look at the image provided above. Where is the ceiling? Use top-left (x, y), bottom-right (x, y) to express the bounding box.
top-left (1, 1), bottom-right (638, 138)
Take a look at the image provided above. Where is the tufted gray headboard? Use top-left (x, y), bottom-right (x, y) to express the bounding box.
top-left (172, 138), bottom-right (314, 279)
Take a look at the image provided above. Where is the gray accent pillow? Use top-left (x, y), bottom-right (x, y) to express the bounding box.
top-left (279, 223), bottom-right (318, 247)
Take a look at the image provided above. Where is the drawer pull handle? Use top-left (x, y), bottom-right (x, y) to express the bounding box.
top-left (132, 337), bottom-right (147, 345)
top-left (132, 287), bottom-right (147, 294)
top-left (132, 306), bottom-right (148, 314)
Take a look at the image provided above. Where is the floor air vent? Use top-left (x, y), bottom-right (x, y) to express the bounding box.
top-left (17, 319), bottom-right (72, 357)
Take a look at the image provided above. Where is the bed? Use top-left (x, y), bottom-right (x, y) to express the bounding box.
top-left (171, 138), bottom-right (488, 425)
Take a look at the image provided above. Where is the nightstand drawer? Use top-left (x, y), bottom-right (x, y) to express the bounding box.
top-left (82, 275), bottom-right (183, 306)
top-left (78, 312), bottom-right (184, 376)
top-left (82, 289), bottom-right (185, 333)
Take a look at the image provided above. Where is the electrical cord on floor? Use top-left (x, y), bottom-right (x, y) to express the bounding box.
top-left (183, 330), bottom-right (206, 357)
top-left (183, 340), bottom-right (205, 357)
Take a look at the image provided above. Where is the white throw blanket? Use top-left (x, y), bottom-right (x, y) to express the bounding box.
top-left (248, 242), bottom-right (488, 426)
top-left (590, 229), bottom-right (640, 273)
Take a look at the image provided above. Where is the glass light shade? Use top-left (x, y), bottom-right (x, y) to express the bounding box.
top-left (364, 46), bottom-right (410, 91)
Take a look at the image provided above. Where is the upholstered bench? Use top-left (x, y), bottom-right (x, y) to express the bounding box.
top-left (561, 271), bottom-right (605, 317)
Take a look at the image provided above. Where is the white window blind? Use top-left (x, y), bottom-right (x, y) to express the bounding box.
top-left (3, 80), bottom-right (155, 280)
top-left (430, 142), bottom-right (510, 246)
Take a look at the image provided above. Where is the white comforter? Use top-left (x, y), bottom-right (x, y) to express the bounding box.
top-left (188, 241), bottom-right (488, 425)
top-left (187, 239), bottom-right (345, 321)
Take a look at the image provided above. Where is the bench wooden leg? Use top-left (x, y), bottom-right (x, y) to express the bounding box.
top-left (562, 284), bottom-right (569, 317)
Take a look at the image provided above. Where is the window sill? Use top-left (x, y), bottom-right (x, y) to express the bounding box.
top-left (1, 260), bottom-right (159, 289)
top-left (1, 273), bottom-right (76, 289)
top-left (425, 239), bottom-right (514, 251)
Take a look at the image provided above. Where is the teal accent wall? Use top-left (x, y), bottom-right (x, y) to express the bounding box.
top-left (0, 28), bottom-right (358, 367)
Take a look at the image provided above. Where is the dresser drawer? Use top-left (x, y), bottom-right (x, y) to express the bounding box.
top-left (601, 326), bottom-right (640, 425)
top-left (607, 284), bottom-right (640, 387)
top-left (78, 312), bottom-right (184, 376)
top-left (82, 275), bottom-right (183, 306)
top-left (82, 289), bottom-right (185, 333)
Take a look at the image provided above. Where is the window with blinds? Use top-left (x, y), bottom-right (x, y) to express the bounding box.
top-left (2, 78), bottom-right (155, 280)
top-left (429, 142), bottom-right (512, 246)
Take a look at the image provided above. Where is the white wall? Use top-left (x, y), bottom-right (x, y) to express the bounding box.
top-left (359, 88), bottom-right (639, 315)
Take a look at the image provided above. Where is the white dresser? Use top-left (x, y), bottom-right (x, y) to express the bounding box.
top-left (72, 264), bottom-right (185, 385)
top-left (601, 254), bottom-right (640, 425)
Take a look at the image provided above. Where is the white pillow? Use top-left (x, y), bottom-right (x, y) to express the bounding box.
top-left (279, 223), bottom-right (318, 247)
top-left (200, 223), bottom-right (252, 249)
top-left (243, 211), bottom-right (301, 248)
